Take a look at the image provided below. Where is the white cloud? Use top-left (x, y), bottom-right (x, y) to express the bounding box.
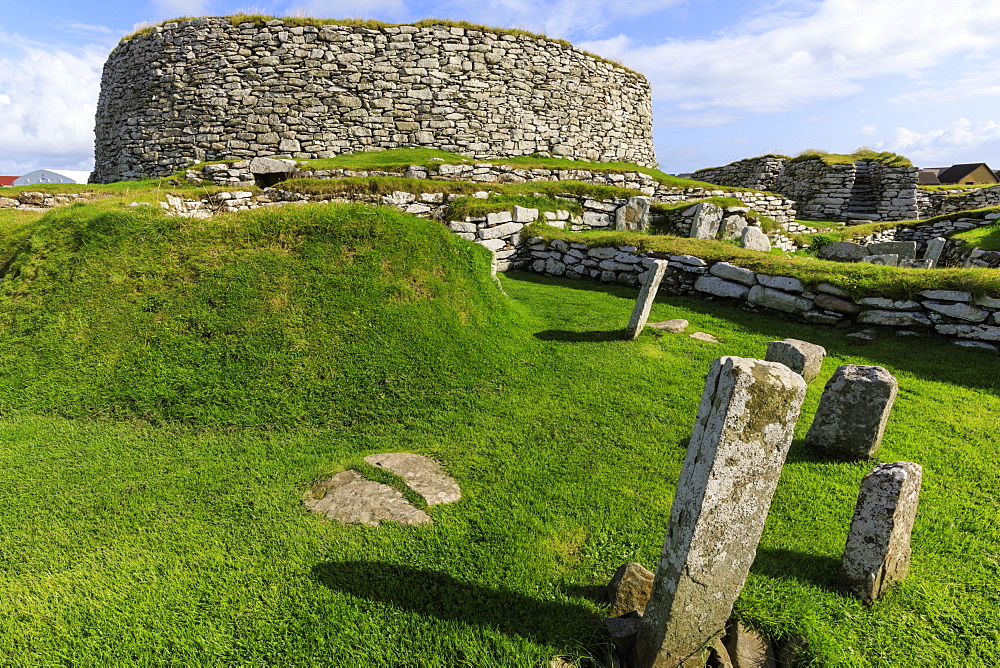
top-left (859, 125), bottom-right (877, 137)
top-left (0, 40), bottom-right (106, 173)
top-left (889, 118), bottom-right (1000, 164)
top-left (583, 0), bottom-right (1000, 114)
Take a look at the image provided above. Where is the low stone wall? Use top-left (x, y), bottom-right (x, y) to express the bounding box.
top-left (692, 156), bottom-right (786, 192)
top-left (188, 160), bottom-right (798, 223)
top-left (849, 212), bottom-right (1000, 258)
top-left (523, 239), bottom-right (1000, 349)
top-left (694, 156), bottom-right (919, 222)
top-left (919, 185), bottom-right (1000, 218)
top-left (0, 192), bottom-right (100, 209)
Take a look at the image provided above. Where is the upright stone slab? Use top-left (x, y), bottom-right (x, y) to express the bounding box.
top-left (634, 357), bottom-right (807, 667)
top-left (616, 196), bottom-right (652, 232)
top-left (626, 260), bottom-right (669, 340)
top-left (687, 202), bottom-right (724, 239)
top-left (841, 462), bottom-right (922, 603)
top-left (765, 338), bottom-right (827, 383)
top-left (819, 241), bottom-right (866, 262)
top-left (923, 237), bottom-right (947, 266)
top-left (867, 241), bottom-right (916, 260)
top-left (805, 365), bottom-right (898, 459)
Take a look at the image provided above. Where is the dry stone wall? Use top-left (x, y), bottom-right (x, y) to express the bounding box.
top-left (919, 184), bottom-right (1000, 218)
top-left (695, 157), bottom-right (919, 222)
top-left (90, 17), bottom-right (656, 183)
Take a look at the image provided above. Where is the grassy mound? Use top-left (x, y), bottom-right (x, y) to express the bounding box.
top-left (0, 201), bottom-right (518, 426)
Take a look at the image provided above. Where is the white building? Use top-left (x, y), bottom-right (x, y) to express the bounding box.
top-left (13, 169), bottom-right (91, 186)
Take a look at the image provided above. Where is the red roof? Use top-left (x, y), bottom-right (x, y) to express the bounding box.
top-left (0, 176), bottom-right (18, 187)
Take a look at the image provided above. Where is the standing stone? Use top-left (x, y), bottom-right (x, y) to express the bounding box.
top-left (923, 237), bottom-right (947, 266)
top-left (634, 357), bottom-right (807, 668)
top-left (805, 365), bottom-right (898, 459)
top-left (840, 462), bottom-right (923, 603)
top-left (616, 196), bottom-right (652, 232)
top-left (625, 260), bottom-right (669, 340)
top-left (740, 226), bottom-right (771, 252)
top-left (765, 339), bottom-right (827, 383)
top-left (687, 202), bottom-right (724, 239)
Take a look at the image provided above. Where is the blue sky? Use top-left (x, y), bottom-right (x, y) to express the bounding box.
top-left (4, 0), bottom-right (1000, 176)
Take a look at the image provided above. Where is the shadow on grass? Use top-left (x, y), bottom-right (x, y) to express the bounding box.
top-left (752, 548), bottom-right (841, 591)
top-left (534, 329), bottom-right (624, 343)
top-left (312, 561), bottom-right (596, 643)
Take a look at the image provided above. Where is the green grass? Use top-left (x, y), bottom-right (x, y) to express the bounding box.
top-left (952, 222), bottom-right (1000, 251)
top-left (447, 194), bottom-right (583, 220)
top-left (918, 183), bottom-right (990, 192)
top-left (790, 150), bottom-right (912, 168)
top-left (285, 147), bottom-right (741, 192)
top-left (0, 207), bottom-right (995, 664)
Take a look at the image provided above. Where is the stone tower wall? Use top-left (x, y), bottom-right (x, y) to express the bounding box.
top-left (90, 17), bottom-right (657, 183)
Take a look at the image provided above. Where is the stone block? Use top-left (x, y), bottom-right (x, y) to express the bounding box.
top-left (512, 205), bottom-right (539, 223)
top-left (747, 285), bottom-right (812, 313)
top-left (923, 237), bottom-right (947, 265)
top-left (688, 202), bottom-right (725, 239)
top-left (919, 289), bottom-right (972, 302)
top-left (710, 262), bottom-right (757, 286)
top-left (635, 357), bottom-right (806, 667)
top-left (608, 562), bottom-right (655, 617)
top-left (478, 222), bottom-right (524, 240)
top-left (625, 260), bottom-right (669, 340)
top-left (741, 226), bottom-right (771, 252)
top-left (615, 196), bottom-right (652, 232)
top-left (249, 156), bottom-right (296, 174)
top-left (866, 241), bottom-right (916, 259)
top-left (814, 293), bottom-right (861, 314)
top-left (756, 274), bottom-right (804, 293)
top-left (694, 276), bottom-right (752, 300)
top-left (856, 310), bottom-right (931, 327)
top-left (765, 339), bottom-right (827, 383)
top-left (922, 301), bottom-right (988, 323)
top-left (899, 259), bottom-right (933, 269)
top-left (722, 214), bottom-right (749, 240)
top-left (840, 462), bottom-right (922, 603)
top-left (486, 211), bottom-right (513, 226)
top-left (819, 241), bottom-right (866, 262)
top-left (805, 365), bottom-right (898, 459)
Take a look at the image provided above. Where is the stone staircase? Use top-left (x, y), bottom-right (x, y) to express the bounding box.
top-left (845, 162), bottom-right (880, 221)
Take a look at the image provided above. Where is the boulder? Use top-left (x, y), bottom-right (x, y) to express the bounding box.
top-left (608, 562), bottom-right (655, 617)
top-left (805, 365), bottom-right (898, 459)
top-left (741, 226), bottom-right (771, 252)
top-left (615, 196), bottom-right (652, 232)
top-left (688, 202), bottom-right (725, 239)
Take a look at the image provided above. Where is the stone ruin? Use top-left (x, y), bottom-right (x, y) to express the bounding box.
top-left (89, 17), bottom-right (656, 183)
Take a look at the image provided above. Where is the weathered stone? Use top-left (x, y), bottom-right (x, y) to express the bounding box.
top-left (747, 285), bottom-right (812, 313)
top-left (303, 470), bottom-right (431, 526)
top-left (477, 238), bottom-right (507, 252)
top-left (363, 453), bottom-right (461, 506)
top-left (922, 301), bottom-right (988, 323)
top-left (694, 276), bottom-right (751, 300)
top-left (841, 462), bottom-right (922, 603)
top-left (816, 282), bottom-right (851, 297)
top-left (740, 226), bottom-right (771, 252)
top-left (861, 254), bottom-right (899, 266)
top-left (814, 292), bottom-right (861, 314)
top-left (724, 622), bottom-right (776, 668)
top-left (765, 339), bottom-right (827, 383)
top-left (608, 562), bottom-right (655, 617)
top-left (616, 196), bottom-right (652, 232)
top-left (899, 259), bottom-right (933, 269)
top-left (0, 197), bottom-right (17, 209)
top-left (919, 289), bottom-right (972, 302)
top-left (635, 357), bottom-right (806, 668)
top-left (625, 260), bottom-right (669, 340)
top-left (856, 310), bottom-right (931, 327)
top-left (856, 297), bottom-right (921, 311)
top-left (688, 202), bottom-right (725, 239)
top-left (709, 262), bottom-right (757, 286)
top-left (512, 205), bottom-right (539, 223)
top-left (486, 211), bottom-right (513, 226)
top-left (690, 332), bottom-right (721, 343)
top-left (756, 274), bottom-right (804, 293)
top-left (805, 365), bottom-right (898, 459)
top-left (478, 222), bottom-right (524, 240)
top-left (721, 214), bottom-right (749, 240)
top-left (866, 241), bottom-right (916, 259)
top-left (922, 237), bottom-right (947, 266)
top-left (934, 323), bottom-right (1000, 341)
top-left (819, 241), bottom-right (866, 262)
top-left (605, 616), bottom-right (643, 656)
top-left (249, 156), bottom-right (296, 174)
top-left (648, 319), bottom-right (689, 333)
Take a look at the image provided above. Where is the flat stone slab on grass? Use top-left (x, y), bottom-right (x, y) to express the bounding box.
top-left (648, 319), bottom-right (689, 333)
top-left (304, 470), bottom-right (432, 526)
top-left (363, 452), bottom-right (462, 506)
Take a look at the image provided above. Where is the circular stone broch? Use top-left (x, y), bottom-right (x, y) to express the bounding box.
top-left (90, 17), bottom-right (656, 183)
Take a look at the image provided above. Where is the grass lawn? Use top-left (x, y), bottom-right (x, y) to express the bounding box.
top-left (0, 202), bottom-right (996, 665)
top-left (952, 222), bottom-right (1000, 251)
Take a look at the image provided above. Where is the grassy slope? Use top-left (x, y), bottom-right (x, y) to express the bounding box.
top-left (0, 201), bottom-right (996, 664)
top-left (952, 222), bottom-right (1000, 251)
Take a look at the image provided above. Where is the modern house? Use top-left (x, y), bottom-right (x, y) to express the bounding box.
top-left (0, 176), bottom-right (18, 187)
top-left (12, 169), bottom-right (91, 186)
top-left (919, 163), bottom-right (999, 186)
